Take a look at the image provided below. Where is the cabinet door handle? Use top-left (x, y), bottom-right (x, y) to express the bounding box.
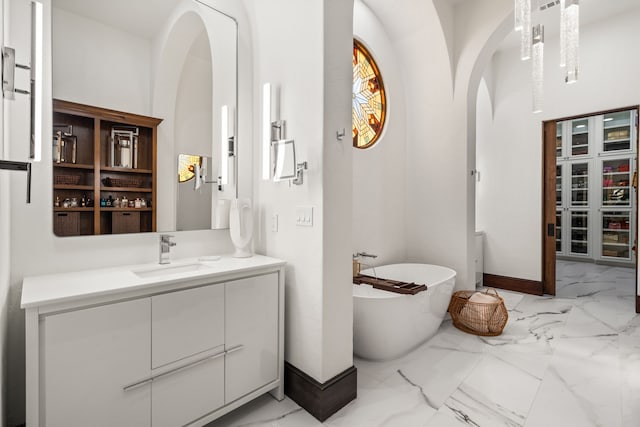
top-left (151, 350), bottom-right (227, 384)
top-left (123, 349), bottom-right (227, 391)
top-left (225, 344), bottom-right (244, 355)
top-left (123, 377), bottom-right (153, 392)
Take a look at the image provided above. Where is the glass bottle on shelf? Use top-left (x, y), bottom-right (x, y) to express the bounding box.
top-left (601, 211), bottom-right (631, 259)
top-left (602, 111), bottom-right (631, 152)
top-left (570, 118), bottom-right (589, 157)
top-left (602, 158), bottom-right (631, 207)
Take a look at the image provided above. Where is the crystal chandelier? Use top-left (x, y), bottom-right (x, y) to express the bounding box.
top-left (532, 24), bottom-right (544, 113)
top-left (562, 0), bottom-right (580, 83)
top-left (516, 0), bottom-right (532, 60)
top-left (515, 0), bottom-right (580, 112)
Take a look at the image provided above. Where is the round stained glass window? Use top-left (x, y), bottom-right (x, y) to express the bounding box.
top-left (352, 39), bottom-right (386, 149)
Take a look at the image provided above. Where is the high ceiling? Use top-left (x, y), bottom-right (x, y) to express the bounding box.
top-left (53, 0), bottom-right (179, 39)
top-left (498, 0), bottom-right (640, 51)
top-left (54, 0), bottom-right (640, 52)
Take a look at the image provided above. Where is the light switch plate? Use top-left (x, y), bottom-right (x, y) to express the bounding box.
top-left (295, 206), bottom-right (313, 227)
top-left (271, 214), bottom-right (278, 232)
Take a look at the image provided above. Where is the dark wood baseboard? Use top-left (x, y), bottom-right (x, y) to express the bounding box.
top-left (636, 295), bottom-right (639, 313)
top-left (284, 362), bottom-right (357, 422)
top-left (483, 273), bottom-right (544, 296)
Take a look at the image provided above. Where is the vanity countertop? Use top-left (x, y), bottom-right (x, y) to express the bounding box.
top-left (21, 254), bottom-right (286, 310)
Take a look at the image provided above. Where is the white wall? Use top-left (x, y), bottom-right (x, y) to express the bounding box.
top-left (0, 171), bottom-right (8, 427)
top-left (475, 78), bottom-right (492, 231)
top-left (52, 7), bottom-right (152, 115)
top-left (1, 0), bottom-right (6, 421)
top-left (321, 0), bottom-right (355, 382)
top-left (0, 107), bottom-right (8, 427)
top-left (476, 8), bottom-right (640, 282)
top-left (7, 0), bottom-right (253, 423)
top-left (352, 0), bottom-right (407, 265)
top-left (245, 0), bottom-right (354, 383)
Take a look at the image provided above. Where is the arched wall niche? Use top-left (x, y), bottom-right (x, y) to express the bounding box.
top-left (355, 0), bottom-right (514, 289)
top-left (352, 0), bottom-right (408, 265)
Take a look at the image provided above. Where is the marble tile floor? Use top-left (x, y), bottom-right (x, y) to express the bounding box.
top-left (207, 260), bottom-right (639, 427)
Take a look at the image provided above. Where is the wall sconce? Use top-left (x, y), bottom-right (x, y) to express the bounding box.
top-left (262, 83), bottom-right (307, 185)
top-left (262, 83), bottom-right (273, 180)
top-left (220, 105), bottom-right (235, 188)
top-left (262, 83), bottom-right (287, 180)
top-left (32, 0), bottom-right (43, 162)
top-left (2, 0), bottom-right (44, 162)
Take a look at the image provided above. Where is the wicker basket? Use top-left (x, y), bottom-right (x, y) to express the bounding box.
top-left (448, 289), bottom-right (508, 336)
top-left (102, 177), bottom-right (143, 188)
top-left (55, 174), bottom-right (80, 185)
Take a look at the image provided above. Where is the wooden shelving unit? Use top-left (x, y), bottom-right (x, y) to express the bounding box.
top-left (53, 99), bottom-right (162, 236)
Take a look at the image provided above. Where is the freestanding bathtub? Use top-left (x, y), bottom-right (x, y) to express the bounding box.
top-left (353, 263), bottom-right (456, 360)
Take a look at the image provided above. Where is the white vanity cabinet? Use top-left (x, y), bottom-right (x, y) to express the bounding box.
top-left (150, 284), bottom-right (226, 427)
top-left (225, 274), bottom-right (279, 403)
top-left (151, 284), bottom-right (225, 368)
top-left (43, 298), bottom-right (152, 426)
top-left (22, 256), bottom-right (285, 427)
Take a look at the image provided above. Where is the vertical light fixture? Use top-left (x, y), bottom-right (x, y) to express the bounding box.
top-left (532, 24), bottom-right (544, 113)
top-left (563, 0), bottom-right (579, 84)
top-left (220, 105), bottom-right (229, 185)
top-left (262, 83), bottom-right (271, 180)
top-left (30, 0), bottom-right (43, 162)
top-left (520, 0), bottom-right (532, 60)
top-left (514, 0), bottom-right (524, 30)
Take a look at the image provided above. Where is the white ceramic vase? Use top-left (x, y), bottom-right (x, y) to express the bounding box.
top-left (229, 198), bottom-right (253, 258)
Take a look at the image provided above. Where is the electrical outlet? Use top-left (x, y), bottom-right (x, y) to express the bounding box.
top-left (271, 214), bottom-right (278, 232)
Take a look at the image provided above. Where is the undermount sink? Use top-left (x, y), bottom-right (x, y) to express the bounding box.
top-left (133, 263), bottom-right (211, 278)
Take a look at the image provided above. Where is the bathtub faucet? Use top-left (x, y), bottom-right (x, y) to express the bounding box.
top-left (355, 252), bottom-right (377, 259)
top-left (353, 252), bottom-right (377, 279)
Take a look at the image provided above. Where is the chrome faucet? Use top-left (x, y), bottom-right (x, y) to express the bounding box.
top-left (159, 234), bottom-right (176, 264)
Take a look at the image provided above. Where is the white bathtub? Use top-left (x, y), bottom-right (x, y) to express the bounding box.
top-left (353, 263), bottom-right (456, 361)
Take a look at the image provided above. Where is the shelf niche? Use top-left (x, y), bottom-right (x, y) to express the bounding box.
top-left (52, 99), bottom-right (163, 237)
